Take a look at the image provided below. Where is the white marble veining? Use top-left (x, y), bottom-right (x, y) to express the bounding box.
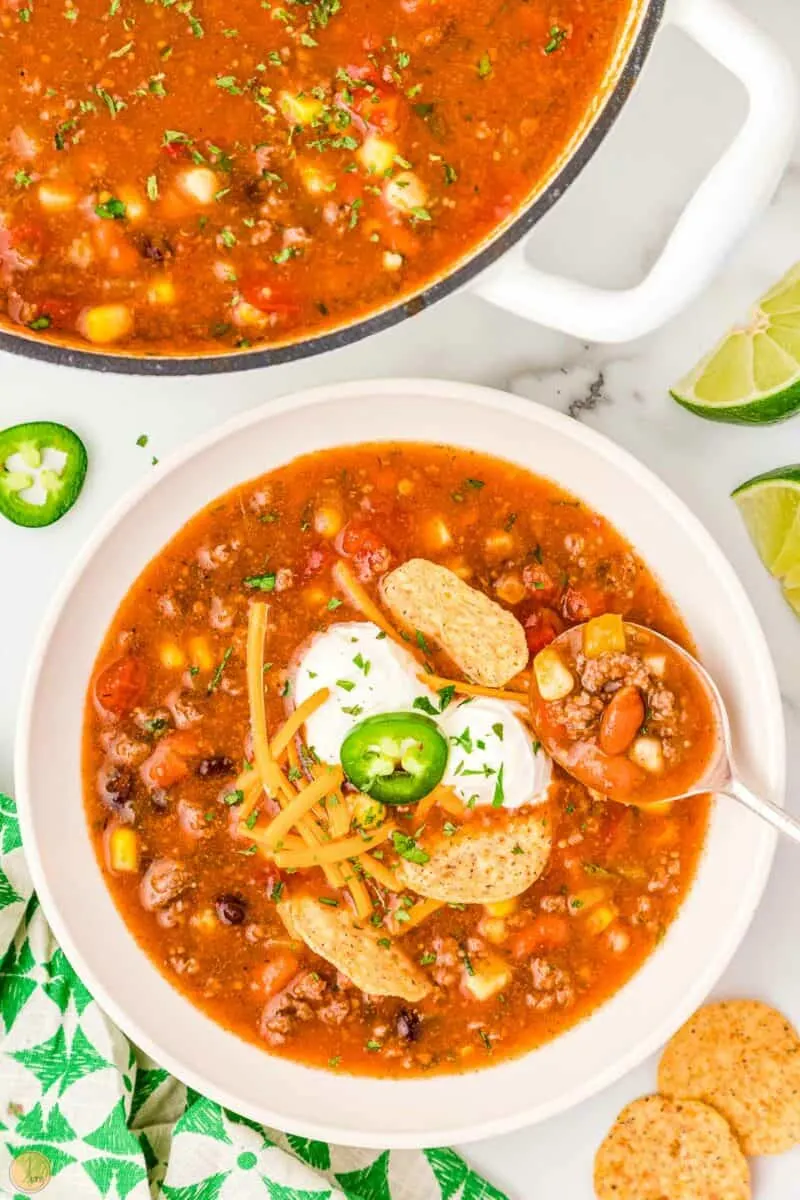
top-left (2, 0), bottom-right (800, 1194)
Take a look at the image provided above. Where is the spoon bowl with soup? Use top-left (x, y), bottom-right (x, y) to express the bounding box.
top-left (530, 615), bottom-right (800, 844)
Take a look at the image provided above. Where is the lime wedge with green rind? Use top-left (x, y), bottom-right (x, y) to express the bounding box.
top-left (733, 466), bottom-right (800, 614)
top-left (672, 262), bottom-right (800, 424)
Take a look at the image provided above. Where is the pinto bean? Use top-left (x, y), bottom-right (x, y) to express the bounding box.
top-left (598, 686), bottom-right (645, 756)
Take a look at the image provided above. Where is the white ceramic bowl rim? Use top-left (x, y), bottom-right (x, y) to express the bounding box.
top-left (15, 379), bottom-right (783, 1149)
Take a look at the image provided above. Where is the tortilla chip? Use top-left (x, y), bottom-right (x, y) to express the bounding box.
top-left (658, 999), bottom-right (800, 1155)
top-left (381, 558), bottom-right (528, 688)
top-left (278, 894), bottom-right (430, 1002)
top-left (594, 1095), bottom-right (750, 1200)
top-left (396, 808), bottom-right (552, 904)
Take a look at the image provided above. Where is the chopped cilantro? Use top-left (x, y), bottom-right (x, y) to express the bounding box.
top-left (208, 647), bottom-right (233, 693)
top-left (391, 831), bottom-right (430, 865)
top-left (243, 572), bottom-right (276, 591)
top-left (477, 52), bottom-right (492, 78)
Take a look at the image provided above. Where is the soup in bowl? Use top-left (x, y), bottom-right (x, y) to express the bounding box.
top-left (16, 380), bottom-right (782, 1145)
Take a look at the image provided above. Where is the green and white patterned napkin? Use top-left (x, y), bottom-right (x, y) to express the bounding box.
top-left (0, 794), bottom-right (507, 1200)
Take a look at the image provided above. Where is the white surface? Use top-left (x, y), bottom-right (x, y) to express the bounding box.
top-left (477, 0), bottom-right (799, 341)
top-left (1, 0), bottom-right (800, 1190)
top-left (15, 380), bottom-right (782, 1150)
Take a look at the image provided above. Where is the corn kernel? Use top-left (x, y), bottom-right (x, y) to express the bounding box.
top-left (585, 903), bottom-right (618, 936)
top-left (109, 827), bottom-right (139, 873)
top-left (278, 90), bottom-right (324, 126)
top-left (187, 636), bottom-right (214, 672)
top-left (480, 917), bottom-right (507, 945)
top-left (484, 529), bottom-right (515, 559)
top-left (358, 134), bottom-right (397, 175)
top-left (569, 887), bottom-right (607, 914)
top-left (583, 614), bottom-right (625, 658)
top-left (463, 959), bottom-right (511, 1001)
top-left (354, 794), bottom-right (385, 830)
top-left (38, 182), bottom-right (79, 212)
top-left (313, 505), bottom-right (343, 538)
top-left (192, 907), bottom-right (218, 934)
top-left (304, 586), bottom-right (328, 609)
top-left (397, 478), bottom-right (414, 496)
top-left (422, 515), bottom-right (452, 551)
top-left (80, 303), bottom-right (133, 345)
top-left (160, 641), bottom-right (187, 669)
top-left (534, 647), bottom-right (574, 701)
top-left (117, 184), bottom-right (146, 222)
top-left (384, 170), bottom-right (427, 213)
top-left (494, 572), bottom-right (526, 606)
top-left (178, 166), bottom-right (218, 205)
top-left (147, 278), bottom-right (176, 305)
top-left (486, 897), bottom-right (519, 918)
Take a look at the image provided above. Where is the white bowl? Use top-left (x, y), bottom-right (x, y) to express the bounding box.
top-left (16, 379), bottom-right (783, 1148)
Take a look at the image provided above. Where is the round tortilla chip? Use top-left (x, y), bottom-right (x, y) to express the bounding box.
top-left (658, 999), bottom-right (800, 1155)
top-left (594, 1095), bottom-right (750, 1200)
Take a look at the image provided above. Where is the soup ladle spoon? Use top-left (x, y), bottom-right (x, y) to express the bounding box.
top-left (530, 622), bottom-right (799, 845)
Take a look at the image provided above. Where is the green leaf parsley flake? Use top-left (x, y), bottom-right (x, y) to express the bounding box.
top-left (300, 31), bottom-right (317, 45)
top-left (492, 722), bottom-right (504, 741)
top-left (135, 434), bottom-right (148, 447)
top-left (328, 1056), bottom-right (341, 1068)
top-left (391, 831), bottom-right (430, 865)
top-left (163, 129), bottom-right (189, 144)
top-left (224, 789), bottom-right (245, 806)
top-left (216, 75), bottom-right (242, 94)
top-left (353, 653), bottom-right (370, 674)
top-left (545, 24), bottom-right (568, 53)
top-left (492, 763), bottom-right (505, 807)
top-left (95, 197), bottom-right (126, 220)
top-left (442, 821), bottom-right (458, 837)
top-left (511, 843), bottom-right (524, 855)
top-left (477, 52), bottom-right (492, 78)
top-left (365, 1040), bottom-right (382, 1052)
top-left (146, 174), bottom-right (159, 200)
top-left (14, 170), bottom-right (32, 188)
top-left (377, 937), bottom-right (391, 949)
top-left (220, 228), bottom-right (237, 248)
top-left (336, 679), bottom-right (356, 692)
top-left (244, 572), bottom-right (276, 591)
top-left (18, 7), bottom-right (31, 20)
top-left (443, 162), bottom-right (457, 185)
top-left (270, 881), bottom-right (284, 901)
top-left (341, 704), bottom-right (363, 716)
top-left (28, 315), bottom-right (51, 331)
top-left (412, 696), bottom-right (438, 716)
top-left (466, 477), bottom-right (485, 489)
top-left (504, 512), bottom-right (518, 532)
top-left (420, 951), bottom-right (436, 965)
top-left (410, 206), bottom-right (431, 223)
top-left (437, 684), bottom-right (455, 710)
top-left (532, 739), bottom-right (542, 755)
top-left (478, 1029), bottom-right (493, 1052)
top-left (415, 630), bottom-right (429, 653)
top-left (208, 646), bottom-right (233, 693)
top-left (244, 809), bottom-right (259, 830)
top-left (327, 596), bottom-right (343, 611)
top-left (95, 86), bottom-right (125, 116)
top-left (318, 896), bottom-right (339, 907)
top-left (273, 245), bottom-right (297, 264)
top-left (239, 844), bottom-right (258, 856)
top-left (461, 944), bottom-right (475, 975)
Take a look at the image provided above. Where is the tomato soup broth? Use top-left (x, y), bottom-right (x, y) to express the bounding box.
top-left (83, 444), bottom-right (708, 1076)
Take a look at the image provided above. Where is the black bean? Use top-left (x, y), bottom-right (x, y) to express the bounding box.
top-left (396, 1007), bottom-right (422, 1042)
top-left (197, 756), bottom-right (235, 779)
top-left (98, 765), bottom-right (134, 810)
top-left (139, 235), bottom-right (174, 262)
top-left (215, 893), bottom-right (246, 925)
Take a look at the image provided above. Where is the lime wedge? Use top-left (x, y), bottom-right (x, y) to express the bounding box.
top-left (733, 466), bottom-right (800, 613)
top-left (672, 263), bottom-right (800, 423)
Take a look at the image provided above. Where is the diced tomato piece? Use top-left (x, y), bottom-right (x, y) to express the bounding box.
top-left (562, 585), bottom-right (608, 623)
top-left (239, 275), bottom-right (300, 318)
top-left (95, 657), bottom-right (148, 718)
top-left (510, 914), bottom-right (571, 958)
top-left (338, 518), bottom-right (385, 559)
top-left (358, 87), bottom-right (402, 134)
top-left (261, 949), bottom-right (300, 999)
top-left (523, 607), bottom-right (563, 654)
top-left (39, 296), bottom-right (82, 329)
top-left (7, 221), bottom-right (47, 267)
top-left (140, 731), bottom-right (200, 790)
top-left (161, 141), bottom-right (190, 161)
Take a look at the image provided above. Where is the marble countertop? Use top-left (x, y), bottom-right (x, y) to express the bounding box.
top-left (2, 0), bottom-right (800, 1193)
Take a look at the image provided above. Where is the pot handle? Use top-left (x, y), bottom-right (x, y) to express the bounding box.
top-left (472, 0), bottom-right (798, 343)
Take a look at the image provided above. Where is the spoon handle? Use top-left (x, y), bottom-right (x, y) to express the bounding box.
top-left (723, 776), bottom-right (800, 846)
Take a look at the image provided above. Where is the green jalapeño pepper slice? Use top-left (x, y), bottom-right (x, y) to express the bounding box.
top-left (340, 711), bottom-right (449, 805)
top-left (0, 421), bottom-right (88, 528)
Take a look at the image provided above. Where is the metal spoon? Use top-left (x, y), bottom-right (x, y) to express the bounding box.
top-left (535, 622), bottom-right (798, 844)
